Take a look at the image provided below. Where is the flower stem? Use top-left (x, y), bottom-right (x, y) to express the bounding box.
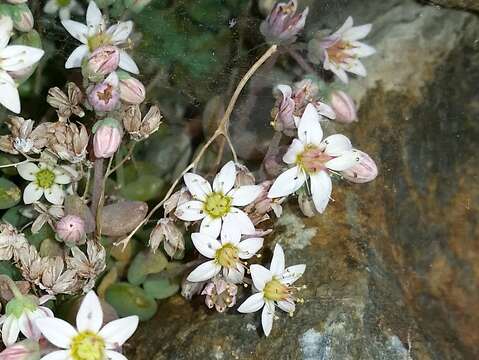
top-left (115, 45), bottom-right (278, 249)
top-left (0, 275), bottom-right (23, 299)
top-left (90, 158), bottom-right (104, 220)
top-left (287, 48), bottom-right (316, 74)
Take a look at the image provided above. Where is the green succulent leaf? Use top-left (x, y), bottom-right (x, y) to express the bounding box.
top-left (105, 282), bottom-right (158, 321)
top-left (127, 250), bottom-right (168, 285)
top-left (0, 178), bottom-right (21, 210)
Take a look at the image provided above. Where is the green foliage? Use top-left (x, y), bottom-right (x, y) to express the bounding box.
top-left (0, 261), bottom-right (22, 280)
top-left (127, 250), bottom-right (168, 285)
top-left (143, 275), bottom-right (179, 300)
top-left (133, 0), bottom-right (249, 100)
top-left (2, 206), bottom-right (29, 228)
top-left (120, 174), bottom-right (164, 202)
top-left (26, 225), bottom-right (55, 250)
top-left (0, 178), bottom-right (21, 210)
top-left (105, 282), bottom-right (158, 321)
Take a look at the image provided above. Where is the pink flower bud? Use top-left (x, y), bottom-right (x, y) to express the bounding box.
top-left (87, 73), bottom-right (120, 112)
top-left (0, 339), bottom-right (40, 360)
top-left (87, 46), bottom-right (120, 78)
top-left (273, 85), bottom-right (295, 133)
top-left (93, 125), bottom-right (122, 158)
top-left (341, 150), bottom-right (378, 183)
top-left (12, 4), bottom-right (34, 32)
top-left (55, 215), bottom-right (86, 245)
top-left (119, 76), bottom-right (146, 105)
top-left (331, 90), bottom-right (357, 124)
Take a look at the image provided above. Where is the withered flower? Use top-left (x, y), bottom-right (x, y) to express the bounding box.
top-left (31, 203), bottom-right (64, 234)
top-left (149, 218), bottom-right (185, 258)
top-left (123, 104), bottom-right (162, 141)
top-left (40, 256), bottom-right (79, 295)
top-left (45, 121), bottom-right (89, 163)
top-left (67, 241), bottom-right (106, 293)
top-left (202, 277), bottom-right (238, 313)
top-left (47, 82), bottom-right (85, 119)
top-left (0, 222), bottom-right (29, 261)
top-left (0, 116), bottom-right (48, 155)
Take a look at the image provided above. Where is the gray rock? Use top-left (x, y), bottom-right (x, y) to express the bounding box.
top-left (126, 0), bottom-right (479, 358)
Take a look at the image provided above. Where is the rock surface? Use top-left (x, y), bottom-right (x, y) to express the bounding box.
top-left (428, 0), bottom-right (479, 12)
top-left (126, 0), bottom-right (479, 359)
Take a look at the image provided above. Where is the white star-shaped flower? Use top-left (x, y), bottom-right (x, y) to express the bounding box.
top-left (267, 103), bottom-right (360, 213)
top-left (61, 1), bottom-right (138, 73)
top-left (36, 291), bottom-right (138, 360)
top-left (0, 17), bottom-right (44, 113)
top-left (187, 228), bottom-right (263, 284)
top-left (175, 161), bottom-right (262, 239)
top-left (319, 16), bottom-right (376, 83)
top-left (17, 161), bottom-right (73, 205)
top-left (237, 244), bottom-right (305, 336)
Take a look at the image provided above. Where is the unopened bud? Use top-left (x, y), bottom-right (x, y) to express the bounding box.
top-left (118, 72), bottom-right (146, 105)
top-left (87, 45), bottom-right (120, 80)
top-left (0, 339), bottom-right (40, 360)
top-left (87, 72), bottom-right (119, 112)
top-left (93, 122), bottom-right (122, 159)
top-left (272, 85), bottom-right (295, 133)
top-left (122, 104), bottom-right (142, 134)
top-left (11, 4), bottom-right (34, 32)
top-left (341, 150), bottom-right (378, 183)
top-left (55, 215), bottom-right (86, 246)
top-left (330, 90), bottom-right (357, 124)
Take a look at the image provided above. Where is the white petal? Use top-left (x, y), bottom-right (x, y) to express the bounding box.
top-left (0, 71), bottom-right (20, 113)
top-left (105, 351), bottom-right (128, 360)
top-left (325, 151), bottom-right (359, 171)
top-left (86, 1), bottom-right (103, 34)
top-left (35, 317), bottom-right (77, 349)
top-left (44, 184), bottom-right (65, 205)
top-left (280, 264), bottom-right (306, 285)
top-left (213, 161), bottom-right (236, 194)
top-left (309, 171), bottom-right (332, 214)
top-left (237, 292), bottom-right (265, 313)
top-left (238, 237), bottom-right (263, 259)
top-left (191, 232), bottom-right (220, 258)
top-left (261, 301), bottom-right (275, 336)
top-left (19, 312), bottom-right (40, 340)
top-left (17, 162), bottom-right (39, 181)
top-left (107, 21), bottom-right (133, 45)
top-left (23, 182), bottom-right (43, 204)
top-left (267, 166), bottom-right (307, 198)
top-left (2, 315), bottom-right (19, 346)
top-left (183, 173), bottom-right (211, 201)
top-left (119, 50), bottom-right (139, 74)
top-left (322, 134), bottom-right (352, 156)
top-left (298, 104), bottom-right (323, 146)
top-left (224, 265), bottom-right (244, 284)
top-left (229, 185), bottom-right (262, 206)
top-left (0, 17), bottom-right (13, 49)
top-left (0, 45), bottom-right (44, 71)
top-left (250, 264), bottom-right (272, 291)
top-left (39, 350), bottom-right (71, 360)
top-left (61, 20), bottom-right (88, 43)
top-left (219, 225), bottom-right (241, 246)
top-left (187, 261), bottom-right (220, 282)
top-left (283, 139), bottom-right (304, 164)
top-left (65, 45), bottom-right (89, 69)
top-left (99, 316), bottom-right (139, 349)
top-left (174, 200), bottom-right (206, 221)
top-left (326, 60), bottom-right (349, 84)
top-left (223, 208), bottom-right (255, 235)
top-left (333, 16), bottom-right (354, 36)
top-left (54, 169), bottom-right (72, 185)
top-left (76, 291), bottom-right (103, 333)
top-left (350, 41), bottom-right (376, 57)
top-left (277, 300), bottom-right (296, 313)
top-left (276, 84), bottom-right (292, 99)
top-left (270, 244), bottom-right (285, 276)
top-left (199, 216), bottom-right (222, 239)
top-left (343, 24), bottom-right (372, 41)
top-left (345, 60), bottom-right (367, 77)
top-left (316, 102), bottom-right (336, 120)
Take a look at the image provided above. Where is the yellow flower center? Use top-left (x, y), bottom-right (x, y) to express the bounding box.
top-left (215, 243), bottom-right (239, 268)
top-left (88, 33), bottom-right (112, 52)
top-left (327, 40), bottom-right (354, 64)
top-left (296, 144), bottom-right (332, 175)
top-left (35, 169), bottom-right (55, 189)
top-left (70, 331), bottom-right (105, 360)
top-left (263, 278), bottom-right (289, 302)
top-left (203, 192), bottom-right (232, 219)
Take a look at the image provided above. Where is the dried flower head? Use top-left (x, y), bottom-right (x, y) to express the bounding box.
top-left (202, 277), bottom-right (238, 313)
top-left (149, 218), bottom-right (185, 258)
top-left (47, 83), bottom-right (85, 119)
top-left (0, 117), bottom-right (48, 155)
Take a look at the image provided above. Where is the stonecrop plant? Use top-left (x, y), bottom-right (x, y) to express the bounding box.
top-left (0, 0), bottom-right (378, 357)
